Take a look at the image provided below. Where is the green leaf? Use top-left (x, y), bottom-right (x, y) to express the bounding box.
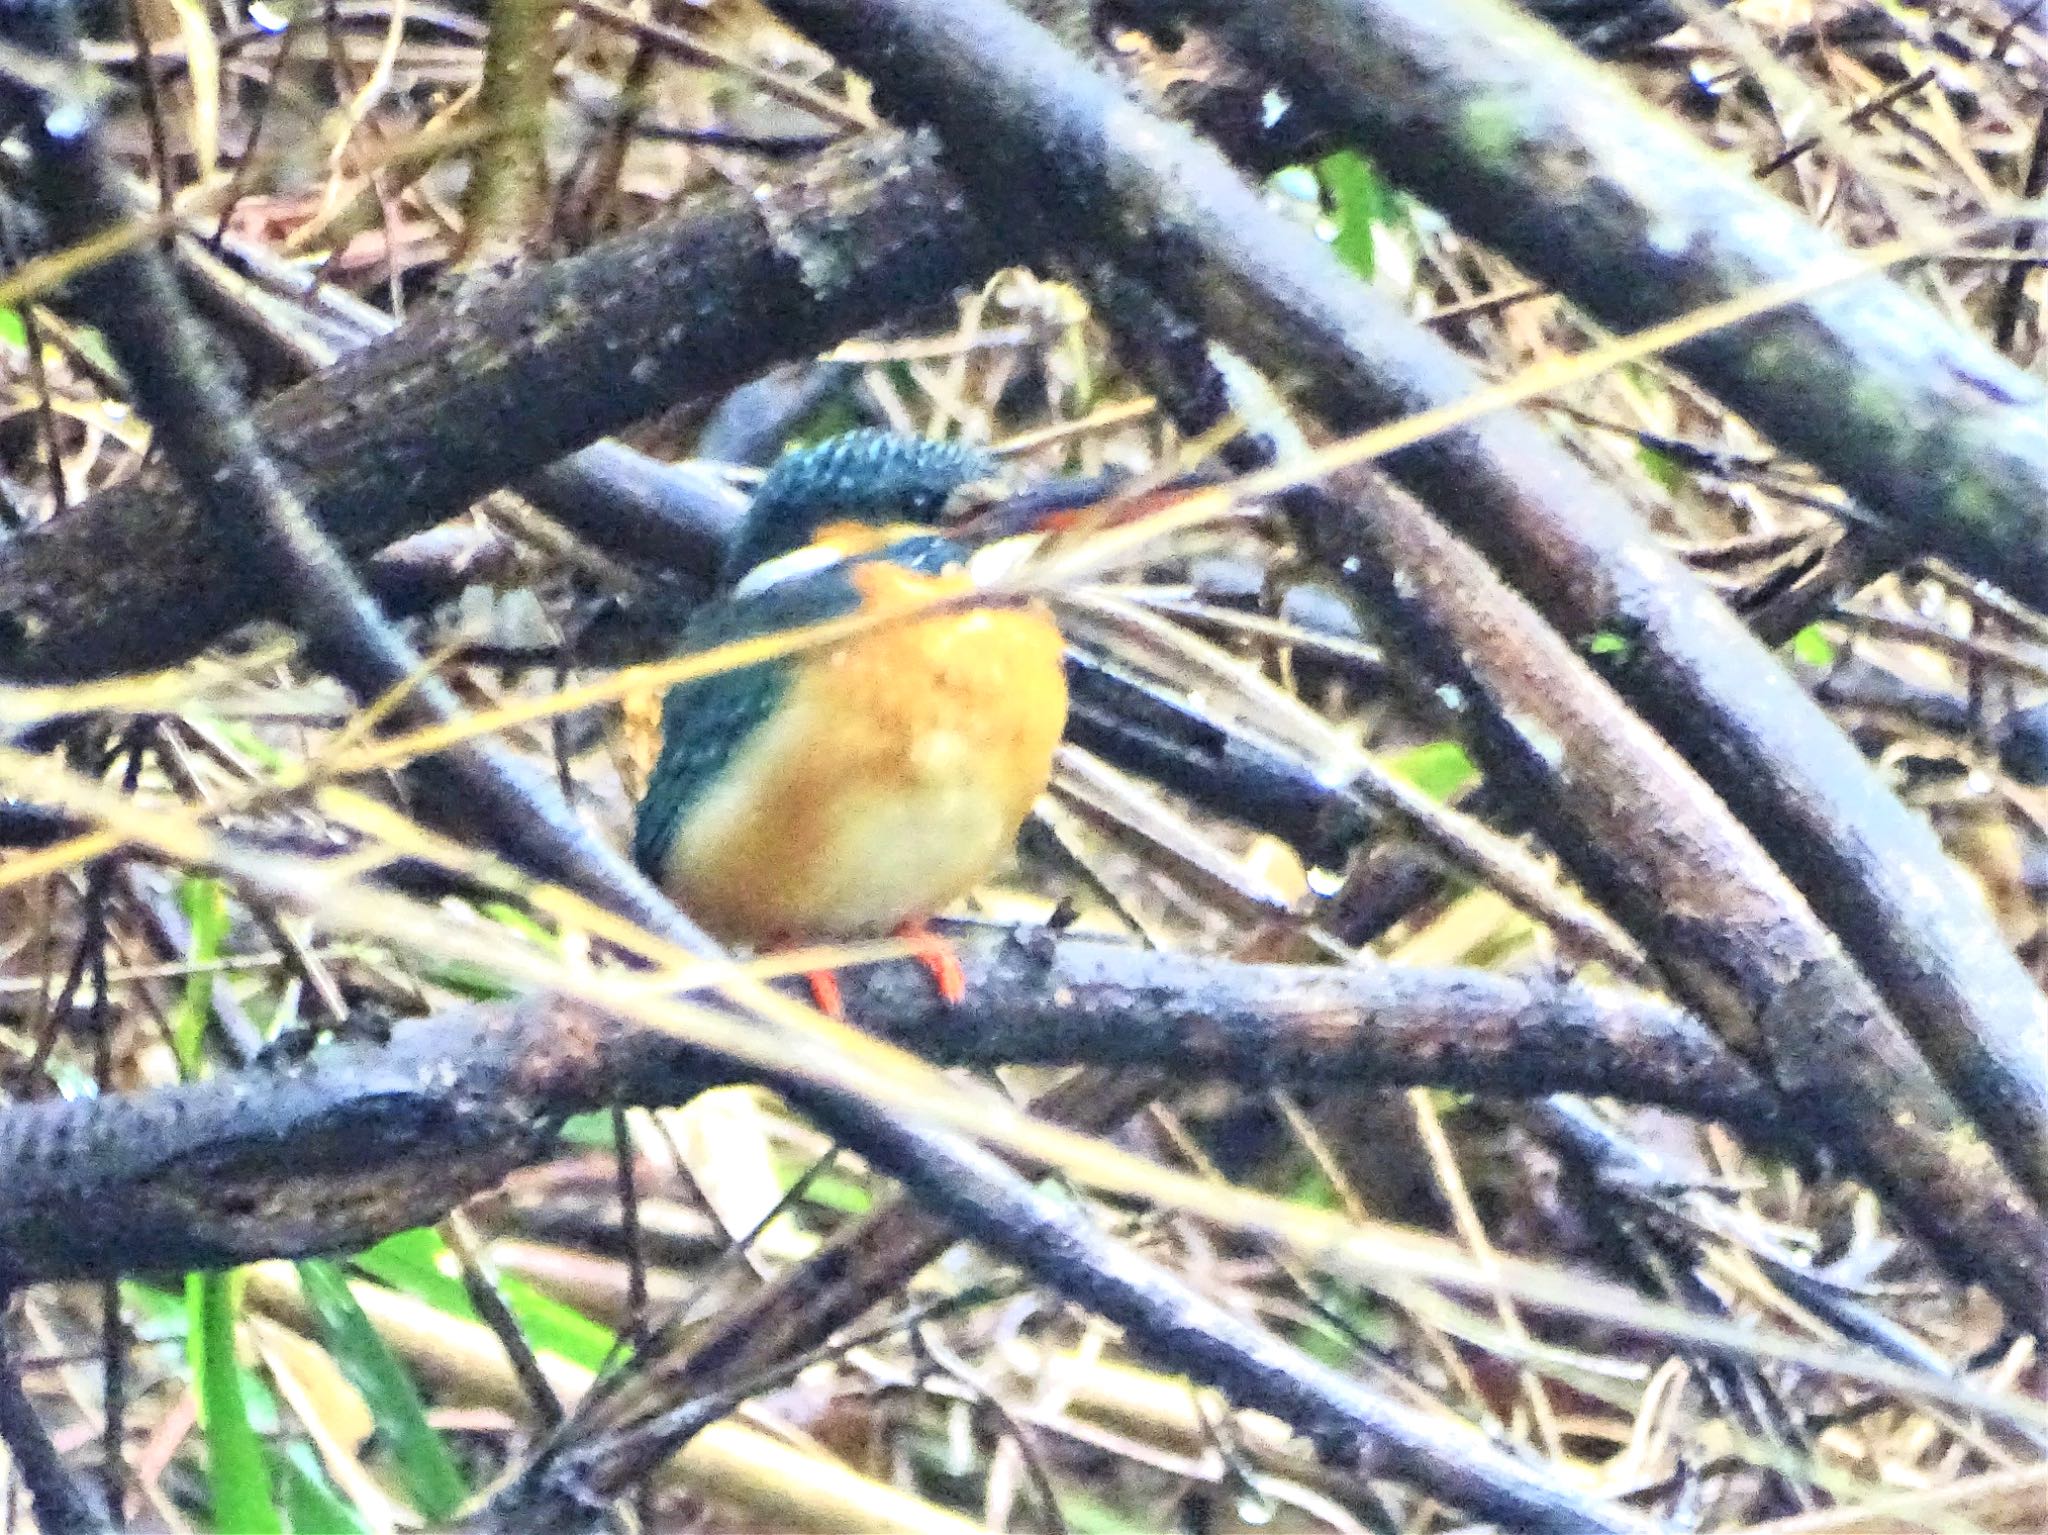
top-left (775, 1152), bottom-right (870, 1215)
top-left (189, 714), bottom-right (290, 773)
top-left (555, 1109), bottom-right (619, 1149)
top-left (800, 1169), bottom-right (872, 1215)
top-left (187, 1272), bottom-right (284, 1535)
top-left (173, 876), bottom-right (230, 1078)
top-left (355, 1228), bottom-right (616, 1374)
top-left (480, 900), bottom-right (557, 947)
top-left (1289, 1165), bottom-right (1341, 1212)
top-left (1387, 739), bottom-right (1478, 802)
top-left (295, 1261), bottom-right (469, 1521)
top-left (1295, 1280), bottom-right (1398, 1367)
top-left (1790, 624), bottom-right (1837, 667)
top-left (277, 1443), bottom-right (369, 1535)
top-left (1636, 442), bottom-right (1685, 495)
top-left (1316, 150), bottom-right (1393, 280)
top-left (66, 323), bottom-right (121, 379)
top-left (1063, 1489), bottom-right (1134, 1535)
top-left (791, 396), bottom-right (864, 450)
top-left (123, 1279), bottom-right (188, 1329)
top-left (0, 308), bottom-right (26, 351)
top-left (418, 957), bottom-right (519, 1000)
top-left (415, 902), bottom-right (552, 997)
top-left (1585, 630), bottom-right (1631, 657)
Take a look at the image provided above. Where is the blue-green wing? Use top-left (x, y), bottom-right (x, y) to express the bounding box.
top-left (631, 566), bottom-right (864, 880)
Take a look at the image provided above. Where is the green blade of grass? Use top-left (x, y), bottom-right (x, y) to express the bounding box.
top-left (187, 1271), bottom-right (284, 1535)
top-left (276, 1442), bottom-right (369, 1535)
top-left (355, 1228), bottom-right (616, 1374)
top-left (295, 1259), bottom-right (469, 1522)
top-left (172, 875), bottom-right (229, 1079)
top-left (775, 1150), bottom-right (871, 1216)
top-left (416, 956), bottom-right (520, 1000)
top-left (1636, 441), bottom-right (1686, 494)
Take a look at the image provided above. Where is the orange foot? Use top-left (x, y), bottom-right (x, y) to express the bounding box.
top-left (803, 966), bottom-right (846, 1019)
top-left (896, 920), bottom-right (966, 1005)
top-left (791, 925), bottom-right (963, 1018)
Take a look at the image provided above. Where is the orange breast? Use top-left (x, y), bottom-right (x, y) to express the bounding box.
top-left (660, 562), bottom-right (1068, 942)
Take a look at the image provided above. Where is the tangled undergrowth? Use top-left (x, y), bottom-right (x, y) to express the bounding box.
top-left (0, 0), bottom-right (2045, 1530)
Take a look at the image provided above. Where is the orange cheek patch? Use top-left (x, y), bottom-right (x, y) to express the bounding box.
top-left (809, 521), bottom-right (935, 560)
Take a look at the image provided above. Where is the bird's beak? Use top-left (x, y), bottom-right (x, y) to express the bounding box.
top-left (953, 473), bottom-right (1119, 543)
top-left (955, 467), bottom-right (1226, 546)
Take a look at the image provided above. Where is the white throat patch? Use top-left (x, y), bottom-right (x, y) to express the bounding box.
top-left (729, 542), bottom-right (850, 599)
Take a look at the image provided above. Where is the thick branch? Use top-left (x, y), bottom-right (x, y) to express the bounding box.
top-left (170, 221), bottom-right (746, 580)
top-left (1114, 268), bottom-right (2048, 1321)
top-left (456, 0), bottom-right (559, 267)
top-left (0, 130), bottom-right (990, 680)
top-left (482, 1066), bottom-right (1169, 1527)
top-left (0, 1329), bottom-right (106, 1534)
top-left (0, 931), bottom-right (1782, 1286)
top-left (1155, 0), bottom-right (2048, 609)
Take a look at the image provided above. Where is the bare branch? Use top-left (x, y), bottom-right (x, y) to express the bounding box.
top-left (0, 930), bottom-right (1782, 1286)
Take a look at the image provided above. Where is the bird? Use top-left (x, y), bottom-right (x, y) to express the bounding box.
top-left (632, 429), bottom-right (1069, 1013)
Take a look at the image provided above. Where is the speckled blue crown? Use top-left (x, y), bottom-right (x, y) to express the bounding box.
top-left (720, 429), bottom-right (997, 585)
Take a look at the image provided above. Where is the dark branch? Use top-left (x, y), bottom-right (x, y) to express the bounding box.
top-left (0, 930), bottom-right (1785, 1286)
top-left (0, 1320), bottom-right (107, 1534)
top-left (0, 129), bottom-right (990, 680)
top-left (481, 1065), bottom-right (1167, 1529)
top-left (1144, 0), bottom-right (2048, 609)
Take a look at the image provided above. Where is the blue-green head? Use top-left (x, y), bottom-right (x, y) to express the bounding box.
top-left (719, 429), bottom-right (1000, 587)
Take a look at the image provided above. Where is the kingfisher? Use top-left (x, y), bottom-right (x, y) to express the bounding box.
top-left (632, 430), bottom-right (1069, 1011)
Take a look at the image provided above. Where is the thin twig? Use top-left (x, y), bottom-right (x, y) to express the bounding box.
top-left (0, 1310), bottom-right (106, 1535)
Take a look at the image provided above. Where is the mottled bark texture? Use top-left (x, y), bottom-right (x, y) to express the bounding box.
top-left (0, 932), bottom-right (1778, 1285)
top-left (0, 131), bottom-right (989, 679)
